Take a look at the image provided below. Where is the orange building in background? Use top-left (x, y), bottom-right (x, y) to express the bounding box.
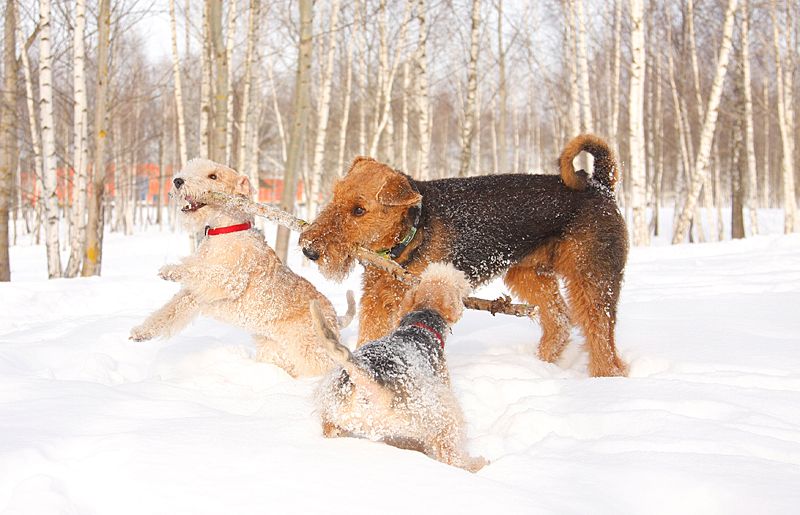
top-left (19, 164), bottom-right (305, 207)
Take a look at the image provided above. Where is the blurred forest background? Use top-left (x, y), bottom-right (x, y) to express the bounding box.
top-left (0, 0), bottom-right (797, 278)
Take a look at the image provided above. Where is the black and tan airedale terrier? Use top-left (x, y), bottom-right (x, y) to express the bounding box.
top-left (300, 134), bottom-right (629, 377)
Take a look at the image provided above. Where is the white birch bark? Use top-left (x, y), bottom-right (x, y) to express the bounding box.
top-left (307, 0), bottom-right (342, 220)
top-left (169, 0), bottom-right (188, 168)
top-left (771, 0), bottom-right (797, 233)
top-left (39, 0), bottom-right (62, 278)
top-left (210, 0), bottom-right (229, 163)
top-left (687, 0), bottom-right (705, 123)
top-left (628, 0), bottom-right (648, 246)
top-left (356, 0), bottom-right (367, 154)
top-left (266, 55), bottom-right (287, 164)
top-left (337, 40), bottom-right (354, 177)
top-left (415, 0), bottom-right (431, 179)
top-left (65, 0), bottom-right (90, 277)
top-left (458, 0), bottom-right (481, 177)
top-left (238, 0), bottom-right (260, 179)
top-left (610, 0), bottom-right (622, 139)
top-left (400, 59), bottom-right (409, 172)
top-left (741, 0), bottom-right (758, 235)
top-left (199, 3), bottom-right (211, 157)
top-left (672, 0), bottom-right (739, 244)
top-left (566, 0), bottom-right (580, 138)
top-left (496, 0), bottom-right (508, 172)
top-left (575, 0), bottom-right (593, 133)
top-left (224, 0), bottom-right (237, 165)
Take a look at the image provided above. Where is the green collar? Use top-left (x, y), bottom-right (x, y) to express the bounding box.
top-left (377, 205), bottom-right (421, 261)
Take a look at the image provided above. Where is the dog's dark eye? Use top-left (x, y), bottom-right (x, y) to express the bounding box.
top-left (352, 206), bottom-right (366, 217)
top-left (209, 174), bottom-right (217, 180)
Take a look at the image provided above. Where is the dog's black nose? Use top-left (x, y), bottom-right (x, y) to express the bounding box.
top-left (302, 246), bottom-right (320, 261)
top-left (173, 178), bottom-right (184, 189)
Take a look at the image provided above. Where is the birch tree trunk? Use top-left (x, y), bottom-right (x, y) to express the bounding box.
top-left (0, 0), bottom-right (17, 281)
top-left (760, 80), bottom-right (770, 207)
top-left (307, 0), bottom-right (342, 221)
top-left (610, 0), bottom-right (622, 140)
top-left (39, 0), bottom-right (62, 278)
top-left (671, 0), bottom-right (739, 244)
top-left (199, 3), bottom-right (212, 157)
top-left (169, 0), bottom-right (188, 168)
top-left (82, 0), bottom-right (110, 276)
top-left (566, 0), bottom-right (580, 138)
top-left (400, 59), bottom-right (409, 172)
top-left (337, 40), bottom-right (354, 177)
top-left (458, 0), bottom-right (481, 177)
top-left (628, 0), bottom-right (648, 246)
top-left (771, 0), bottom-right (797, 233)
top-left (224, 0), bottom-right (237, 165)
top-left (237, 0), bottom-right (260, 179)
top-left (275, 0), bottom-right (313, 262)
top-left (740, 0), bottom-right (758, 235)
top-left (496, 0), bottom-right (508, 173)
top-left (209, 0), bottom-right (229, 163)
top-left (266, 56), bottom-right (287, 164)
top-left (16, 5), bottom-right (44, 251)
top-left (414, 0), bottom-right (431, 179)
top-left (575, 0), bottom-right (593, 133)
top-left (65, 0), bottom-right (90, 277)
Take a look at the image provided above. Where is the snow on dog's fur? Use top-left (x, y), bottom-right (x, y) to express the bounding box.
top-left (310, 263), bottom-right (486, 472)
top-left (130, 158), bottom-right (354, 377)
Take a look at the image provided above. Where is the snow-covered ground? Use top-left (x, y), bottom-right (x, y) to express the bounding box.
top-left (2, 211), bottom-right (800, 514)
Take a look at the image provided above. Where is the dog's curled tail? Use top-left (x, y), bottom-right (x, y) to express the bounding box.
top-left (336, 290), bottom-right (357, 329)
top-left (558, 134), bottom-right (618, 191)
top-left (310, 300), bottom-right (353, 366)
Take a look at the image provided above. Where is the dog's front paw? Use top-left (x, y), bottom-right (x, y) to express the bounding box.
top-left (129, 324), bottom-right (156, 342)
top-left (158, 264), bottom-right (183, 282)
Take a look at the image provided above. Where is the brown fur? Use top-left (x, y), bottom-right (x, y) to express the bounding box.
top-left (301, 134), bottom-right (629, 377)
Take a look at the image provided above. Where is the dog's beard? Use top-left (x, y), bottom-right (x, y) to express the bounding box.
top-left (316, 251), bottom-right (355, 283)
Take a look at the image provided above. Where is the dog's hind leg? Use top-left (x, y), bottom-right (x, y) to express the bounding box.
top-left (504, 260), bottom-right (571, 364)
top-left (129, 290), bottom-right (199, 341)
top-left (555, 234), bottom-right (628, 377)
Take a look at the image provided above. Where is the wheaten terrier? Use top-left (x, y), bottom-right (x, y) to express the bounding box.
top-left (310, 263), bottom-right (486, 472)
top-left (130, 158), bottom-right (354, 378)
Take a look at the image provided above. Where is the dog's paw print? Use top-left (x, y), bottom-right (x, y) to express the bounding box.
top-left (158, 264), bottom-right (182, 282)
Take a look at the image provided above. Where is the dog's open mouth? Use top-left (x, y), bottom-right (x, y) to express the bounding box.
top-left (181, 197), bottom-right (206, 213)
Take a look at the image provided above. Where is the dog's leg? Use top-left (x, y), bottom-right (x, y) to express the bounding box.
top-left (556, 238), bottom-right (628, 378)
top-left (357, 270), bottom-right (410, 345)
top-left (504, 264), bottom-right (571, 364)
top-left (425, 399), bottom-right (486, 473)
top-left (130, 290), bottom-right (199, 341)
top-left (161, 262), bottom-right (249, 303)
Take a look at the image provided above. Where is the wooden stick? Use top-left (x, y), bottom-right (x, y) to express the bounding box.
top-left (200, 192), bottom-right (539, 319)
top-left (355, 247), bottom-right (539, 319)
top-left (201, 191), bottom-right (309, 233)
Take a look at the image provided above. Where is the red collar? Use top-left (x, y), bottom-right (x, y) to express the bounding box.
top-left (411, 322), bottom-right (445, 349)
top-left (205, 221), bottom-right (252, 236)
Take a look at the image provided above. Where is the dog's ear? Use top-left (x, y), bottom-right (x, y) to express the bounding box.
top-left (376, 173), bottom-right (422, 207)
top-left (235, 175), bottom-right (252, 196)
top-left (346, 156), bottom-right (376, 175)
